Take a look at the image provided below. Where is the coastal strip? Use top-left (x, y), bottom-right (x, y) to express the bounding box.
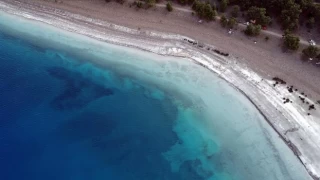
top-left (0, 0), bottom-right (320, 179)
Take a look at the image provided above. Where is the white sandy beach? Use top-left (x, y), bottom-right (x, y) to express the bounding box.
top-left (0, 0), bottom-right (320, 179)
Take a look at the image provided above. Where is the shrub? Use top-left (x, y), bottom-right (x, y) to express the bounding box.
top-left (244, 24), bottom-right (261, 36)
top-left (227, 17), bottom-right (237, 28)
top-left (145, 0), bottom-right (156, 8)
top-left (166, 2), bottom-right (173, 12)
top-left (220, 15), bottom-right (228, 27)
top-left (283, 33), bottom-right (300, 50)
top-left (134, 1), bottom-right (143, 8)
top-left (303, 45), bottom-right (319, 59)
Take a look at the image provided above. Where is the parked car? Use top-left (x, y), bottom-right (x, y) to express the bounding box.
top-left (309, 39), bottom-right (316, 46)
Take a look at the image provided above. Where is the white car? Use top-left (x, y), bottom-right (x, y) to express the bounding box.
top-left (309, 39), bottom-right (316, 46)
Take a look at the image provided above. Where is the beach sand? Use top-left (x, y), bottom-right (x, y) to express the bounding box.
top-left (1, 0), bottom-right (320, 179)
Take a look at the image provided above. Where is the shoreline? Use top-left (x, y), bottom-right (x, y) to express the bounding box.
top-left (19, 0), bottom-right (320, 101)
top-left (1, 0), bottom-right (320, 179)
top-left (196, 57), bottom-right (318, 179)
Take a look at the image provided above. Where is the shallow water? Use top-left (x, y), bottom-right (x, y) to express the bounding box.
top-left (0, 12), bottom-right (312, 180)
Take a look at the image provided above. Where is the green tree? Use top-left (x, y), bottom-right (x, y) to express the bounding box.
top-left (226, 0), bottom-right (320, 34)
top-left (166, 2), bottom-right (173, 12)
top-left (283, 33), bottom-right (300, 50)
top-left (220, 15), bottom-right (228, 27)
top-left (220, 0), bottom-right (228, 12)
top-left (231, 5), bottom-right (240, 18)
top-left (303, 45), bottom-right (319, 58)
top-left (134, 1), bottom-right (143, 8)
top-left (244, 24), bottom-right (261, 36)
top-left (204, 3), bottom-right (216, 20)
top-left (227, 17), bottom-right (237, 28)
top-left (193, 1), bottom-right (216, 20)
top-left (192, 1), bottom-right (204, 15)
top-left (145, 0), bottom-right (156, 8)
top-left (247, 6), bottom-right (271, 26)
top-left (280, 0), bottom-right (302, 31)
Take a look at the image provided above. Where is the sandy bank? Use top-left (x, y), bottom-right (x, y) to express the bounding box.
top-left (0, 0), bottom-right (320, 179)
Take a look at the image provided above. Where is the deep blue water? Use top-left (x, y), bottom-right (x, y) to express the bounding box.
top-left (0, 32), bottom-right (205, 180)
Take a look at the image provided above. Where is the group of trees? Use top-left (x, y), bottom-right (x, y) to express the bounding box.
top-left (221, 0), bottom-right (320, 60)
top-left (192, 1), bottom-right (217, 20)
top-left (280, 0), bottom-right (302, 31)
top-left (246, 6), bottom-right (271, 26)
top-left (106, 0), bottom-right (320, 33)
top-left (104, 0), bottom-right (320, 62)
top-left (228, 0), bottom-right (320, 32)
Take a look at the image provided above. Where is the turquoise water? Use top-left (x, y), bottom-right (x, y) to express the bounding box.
top-left (0, 12), bottom-right (312, 180)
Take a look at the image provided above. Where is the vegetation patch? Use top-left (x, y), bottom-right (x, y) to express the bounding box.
top-left (192, 1), bottom-right (217, 21)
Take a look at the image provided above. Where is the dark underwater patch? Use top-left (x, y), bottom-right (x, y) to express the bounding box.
top-left (57, 111), bottom-right (116, 142)
top-left (47, 67), bottom-right (114, 110)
